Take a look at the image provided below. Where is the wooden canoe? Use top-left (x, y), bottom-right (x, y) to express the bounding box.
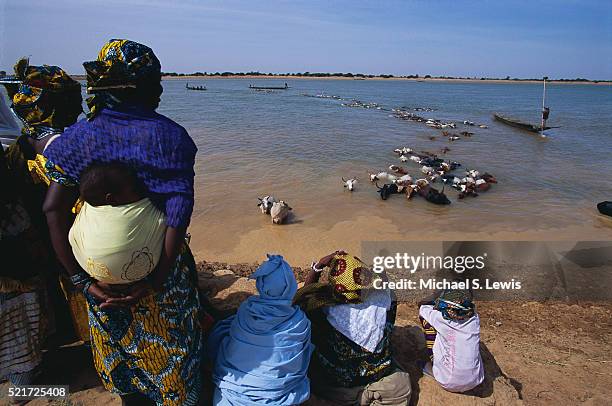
top-left (493, 113), bottom-right (551, 133)
top-left (249, 84), bottom-right (289, 90)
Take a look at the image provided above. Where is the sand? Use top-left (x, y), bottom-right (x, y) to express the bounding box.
top-left (188, 213), bottom-right (612, 268)
top-left (1, 266), bottom-right (609, 406)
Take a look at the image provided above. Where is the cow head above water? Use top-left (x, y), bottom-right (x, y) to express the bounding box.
top-left (342, 177), bottom-right (358, 191)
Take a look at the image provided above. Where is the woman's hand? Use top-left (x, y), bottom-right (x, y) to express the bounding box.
top-left (100, 280), bottom-right (153, 309)
top-left (85, 282), bottom-right (127, 309)
top-left (304, 250), bottom-right (348, 286)
top-left (85, 281), bottom-right (153, 309)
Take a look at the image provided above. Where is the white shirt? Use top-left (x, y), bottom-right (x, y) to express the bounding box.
top-left (419, 305), bottom-right (484, 392)
top-left (324, 289), bottom-right (392, 352)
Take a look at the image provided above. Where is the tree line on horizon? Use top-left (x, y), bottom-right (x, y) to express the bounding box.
top-left (0, 70), bottom-right (606, 83)
top-left (160, 71), bottom-right (608, 82)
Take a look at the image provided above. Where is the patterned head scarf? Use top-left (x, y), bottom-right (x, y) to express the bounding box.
top-left (434, 288), bottom-right (475, 321)
top-left (0, 58), bottom-right (82, 139)
top-left (293, 253), bottom-right (383, 314)
top-left (83, 39), bottom-right (162, 119)
top-left (328, 254), bottom-right (374, 303)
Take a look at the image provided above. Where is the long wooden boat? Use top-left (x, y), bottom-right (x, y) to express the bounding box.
top-left (186, 84), bottom-right (206, 91)
top-left (249, 84), bottom-right (289, 90)
top-left (493, 113), bottom-right (552, 133)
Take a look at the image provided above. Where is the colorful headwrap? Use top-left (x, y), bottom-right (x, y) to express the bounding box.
top-left (83, 39), bottom-right (161, 119)
top-left (434, 288), bottom-right (475, 321)
top-left (294, 253), bottom-right (378, 313)
top-left (0, 58), bottom-right (82, 139)
top-left (328, 254), bottom-right (374, 303)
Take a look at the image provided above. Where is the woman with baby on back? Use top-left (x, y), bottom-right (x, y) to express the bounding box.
top-left (42, 39), bottom-right (203, 406)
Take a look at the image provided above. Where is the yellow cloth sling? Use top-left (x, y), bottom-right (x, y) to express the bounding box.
top-left (69, 198), bottom-right (166, 284)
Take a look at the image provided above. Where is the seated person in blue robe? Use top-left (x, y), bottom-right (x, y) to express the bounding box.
top-left (207, 254), bottom-right (313, 405)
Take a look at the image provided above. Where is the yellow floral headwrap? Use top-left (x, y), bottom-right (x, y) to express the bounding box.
top-left (0, 58), bottom-right (82, 138)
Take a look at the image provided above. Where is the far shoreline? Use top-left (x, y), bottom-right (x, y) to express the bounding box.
top-left (62, 74), bottom-right (611, 86)
top-left (163, 75), bottom-right (610, 85)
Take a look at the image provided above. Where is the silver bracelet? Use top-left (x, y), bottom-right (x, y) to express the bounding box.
top-left (70, 271), bottom-right (93, 287)
top-left (311, 261), bottom-right (325, 273)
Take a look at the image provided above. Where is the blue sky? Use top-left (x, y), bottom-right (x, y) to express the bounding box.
top-left (1, 0), bottom-right (611, 79)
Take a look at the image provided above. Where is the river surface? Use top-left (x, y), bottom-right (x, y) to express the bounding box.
top-left (7, 78), bottom-right (612, 265)
top-left (155, 78), bottom-right (612, 265)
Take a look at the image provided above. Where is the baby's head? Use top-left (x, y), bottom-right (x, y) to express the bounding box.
top-left (80, 162), bottom-right (144, 206)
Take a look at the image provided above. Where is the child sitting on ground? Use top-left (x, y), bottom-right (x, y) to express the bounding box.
top-left (418, 287), bottom-right (484, 392)
top-left (68, 162), bottom-right (167, 285)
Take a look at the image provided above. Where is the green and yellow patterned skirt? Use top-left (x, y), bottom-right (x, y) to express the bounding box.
top-left (86, 246), bottom-right (203, 406)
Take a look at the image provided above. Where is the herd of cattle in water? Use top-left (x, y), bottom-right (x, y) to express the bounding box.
top-left (364, 146), bottom-right (497, 204)
top-left (255, 93), bottom-right (498, 224)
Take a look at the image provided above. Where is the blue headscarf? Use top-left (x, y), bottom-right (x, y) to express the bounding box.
top-left (207, 254), bottom-right (313, 405)
top-left (253, 253), bottom-right (297, 300)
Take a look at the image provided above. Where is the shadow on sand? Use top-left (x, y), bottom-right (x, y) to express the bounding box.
top-left (38, 343), bottom-right (101, 392)
top-left (391, 325), bottom-right (522, 405)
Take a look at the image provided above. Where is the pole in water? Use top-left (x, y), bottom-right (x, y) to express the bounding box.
top-left (540, 76), bottom-right (548, 137)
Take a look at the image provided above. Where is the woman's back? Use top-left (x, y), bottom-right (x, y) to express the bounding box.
top-left (44, 106), bottom-right (197, 228)
top-left (308, 301), bottom-right (397, 388)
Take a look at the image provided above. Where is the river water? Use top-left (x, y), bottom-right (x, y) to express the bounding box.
top-left (156, 78), bottom-right (612, 265)
top-left (8, 78), bottom-right (612, 265)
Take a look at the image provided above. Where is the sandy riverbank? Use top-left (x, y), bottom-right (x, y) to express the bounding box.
top-left (199, 267), bottom-right (611, 405)
top-left (1, 266), bottom-right (609, 406)
top-left (187, 211), bottom-right (612, 268)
